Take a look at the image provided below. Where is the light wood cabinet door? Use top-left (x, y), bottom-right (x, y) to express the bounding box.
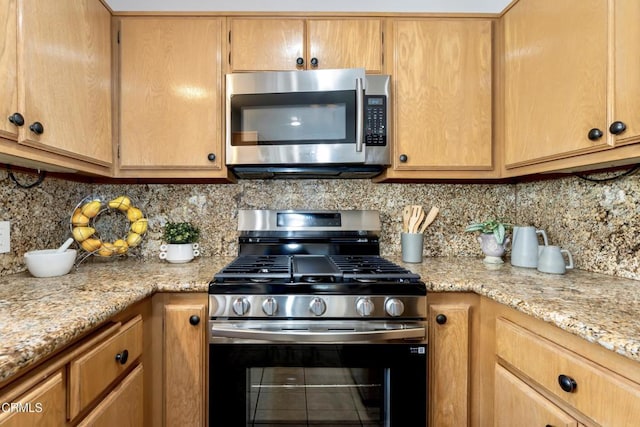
top-left (68, 316), bottom-right (143, 420)
top-left (495, 365), bottom-right (578, 427)
top-left (0, 0), bottom-right (18, 140)
top-left (429, 303), bottom-right (470, 427)
top-left (229, 18), bottom-right (304, 71)
top-left (389, 19), bottom-right (493, 176)
top-left (77, 364), bottom-right (144, 427)
top-left (503, 0), bottom-right (608, 169)
top-left (0, 370), bottom-right (65, 427)
top-left (613, 0), bottom-right (640, 145)
top-left (163, 295), bottom-right (207, 427)
top-left (19, 0), bottom-right (112, 167)
top-left (118, 17), bottom-right (226, 178)
top-left (228, 18), bottom-right (383, 72)
top-left (496, 317), bottom-right (640, 426)
top-left (307, 19), bottom-right (383, 73)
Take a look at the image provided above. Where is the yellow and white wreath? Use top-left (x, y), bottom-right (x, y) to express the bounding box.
top-left (70, 196), bottom-right (147, 257)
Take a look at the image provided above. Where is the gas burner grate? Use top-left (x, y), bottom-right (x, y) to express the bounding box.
top-left (329, 255), bottom-right (421, 282)
top-left (214, 255), bottom-right (291, 282)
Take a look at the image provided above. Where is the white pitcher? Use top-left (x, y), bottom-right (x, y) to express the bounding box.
top-left (537, 245), bottom-right (574, 274)
top-left (511, 226), bottom-right (548, 268)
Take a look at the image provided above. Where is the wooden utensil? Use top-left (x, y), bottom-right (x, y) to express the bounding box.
top-left (414, 208), bottom-right (425, 233)
top-left (418, 207), bottom-right (439, 233)
top-left (402, 206), bottom-right (411, 233)
top-left (408, 205), bottom-right (424, 233)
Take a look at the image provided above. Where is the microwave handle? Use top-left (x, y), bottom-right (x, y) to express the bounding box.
top-left (355, 77), bottom-right (364, 153)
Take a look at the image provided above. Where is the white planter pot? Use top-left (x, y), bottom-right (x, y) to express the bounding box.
top-left (159, 243), bottom-right (200, 263)
top-left (477, 233), bottom-right (509, 264)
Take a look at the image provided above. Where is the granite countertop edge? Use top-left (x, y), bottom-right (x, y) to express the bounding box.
top-left (0, 256), bottom-right (638, 385)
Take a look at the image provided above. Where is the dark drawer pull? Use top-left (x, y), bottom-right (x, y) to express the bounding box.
top-left (115, 349), bottom-right (129, 365)
top-left (558, 374), bottom-right (577, 393)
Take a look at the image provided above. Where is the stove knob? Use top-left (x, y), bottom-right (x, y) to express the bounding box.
top-left (385, 298), bottom-right (405, 317)
top-left (262, 297), bottom-right (278, 316)
top-left (232, 297), bottom-right (251, 316)
top-left (356, 297), bottom-right (375, 317)
top-left (309, 297), bottom-right (327, 316)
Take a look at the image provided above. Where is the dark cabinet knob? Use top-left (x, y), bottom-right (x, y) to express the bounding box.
top-left (296, 57), bottom-right (304, 66)
top-left (207, 153), bottom-right (216, 162)
top-left (189, 315), bottom-right (200, 326)
top-left (8, 112), bottom-right (24, 126)
top-left (310, 57), bottom-right (319, 67)
top-left (115, 349), bottom-right (129, 365)
top-left (587, 128), bottom-right (603, 141)
top-left (399, 154), bottom-right (408, 163)
top-left (435, 314), bottom-right (447, 325)
top-left (29, 122), bottom-right (44, 135)
top-left (609, 121), bottom-right (627, 135)
top-left (558, 374), bottom-right (577, 393)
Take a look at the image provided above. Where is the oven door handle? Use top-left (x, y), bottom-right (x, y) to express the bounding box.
top-left (210, 325), bottom-right (426, 343)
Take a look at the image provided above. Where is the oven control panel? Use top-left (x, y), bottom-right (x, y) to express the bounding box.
top-left (210, 295), bottom-right (426, 319)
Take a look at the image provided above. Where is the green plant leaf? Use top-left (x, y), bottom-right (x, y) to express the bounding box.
top-left (494, 223), bottom-right (506, 245)
top-left (163, 221), bottom-right (200, 244)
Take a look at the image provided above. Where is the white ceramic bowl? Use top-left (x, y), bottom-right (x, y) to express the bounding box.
top-left (24, 249), bottom-right (77, 278)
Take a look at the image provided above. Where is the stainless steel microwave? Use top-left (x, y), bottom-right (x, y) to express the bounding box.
top-left (225, 68), bottom-right (391, 179)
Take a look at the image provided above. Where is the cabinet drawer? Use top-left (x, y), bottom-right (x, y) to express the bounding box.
top-left (68, 315), bottom-right (143, 419)
top-left (496, 317), bottom-right (640, 426)
top-left (77, 364), bottom-right (143, 427)
top-left (495, 364), bottom-right (578, 427)
top-left (0, 370), bottom-right (65, 426)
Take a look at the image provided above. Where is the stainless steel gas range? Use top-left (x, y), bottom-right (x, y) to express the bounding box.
top-left (209, 210), bottom-right (427, 427)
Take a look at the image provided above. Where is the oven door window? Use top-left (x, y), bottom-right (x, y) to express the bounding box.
top-left (230, 91), bottom-right (356, 146)
top-left (210, 344), bottom-right (426, 427)
top-left (248, 367), bottom-right (383, 425)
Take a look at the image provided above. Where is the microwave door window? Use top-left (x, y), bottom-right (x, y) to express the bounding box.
top-left (230, 91), bottom-right (356, 146)
top-left (243, 105), bottom-right (346, 144)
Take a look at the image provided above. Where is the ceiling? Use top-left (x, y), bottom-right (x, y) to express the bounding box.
top-left (103, 0), bottom-right (512, 14)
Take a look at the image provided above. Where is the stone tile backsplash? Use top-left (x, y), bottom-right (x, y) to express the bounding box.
top-left (1, 168), bottom-right (638, 280)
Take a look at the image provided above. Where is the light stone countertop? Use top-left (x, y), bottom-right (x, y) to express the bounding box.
top-left (0, 256), bottom-right (638, 385)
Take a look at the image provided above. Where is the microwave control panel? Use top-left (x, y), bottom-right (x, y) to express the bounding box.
top-left (364, 95), bottom-right (387, 146)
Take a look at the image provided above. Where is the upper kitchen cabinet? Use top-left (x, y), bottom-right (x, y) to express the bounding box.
top-left (502, 0), bottom-right (640, 175)
top-left (0, 0), bottom-right (17, 141)
top-left (117, 17), bottom-right (229, 179)
top-left (228, 17), bottom-right (383, 73)
top-left (0, 0), bottom-right (112, 175)
top-left (378, 19), bottom-right (496, 181)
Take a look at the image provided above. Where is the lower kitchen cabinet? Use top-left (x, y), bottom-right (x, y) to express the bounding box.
top-left (0, 370), bottom-right (66, 427)
top-left (68, 315), bottom-right (143, 419)
top-left (427, 293), bottom-right (481, 427)
top-left (494, 365), bottom-right (579, 427)
top-left (151, 293), bottom-right (208, 427)
top-left (433, 294), bottom-right (640, 426)
top-left (484, 297), bottom-right (640, 427)
top-left (0, 299), bottom-right (149, 426)
top-left (77, 364), bottom-right (144, 427)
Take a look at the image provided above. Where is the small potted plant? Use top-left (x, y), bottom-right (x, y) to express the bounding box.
top-left (465, 219), bottom-right (512, 264)
top-left (160, 222), bottom-right (201, 263)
